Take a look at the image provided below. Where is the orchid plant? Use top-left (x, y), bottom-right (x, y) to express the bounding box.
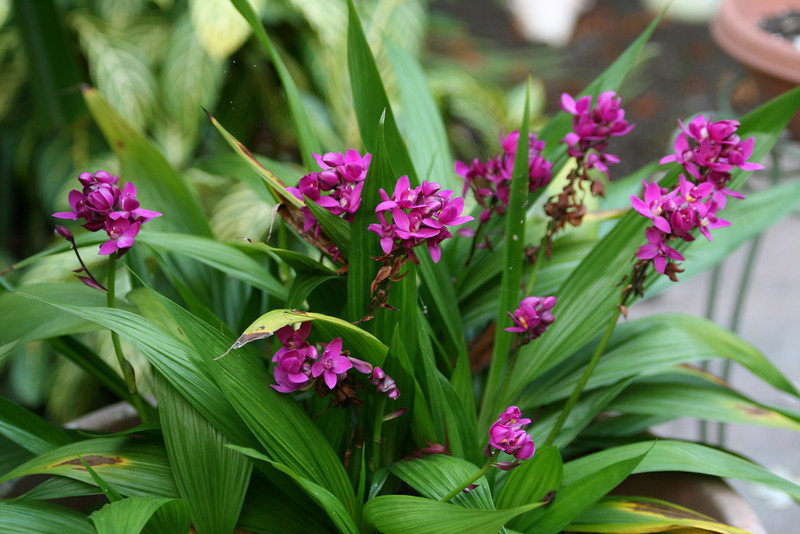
top-left (2, 2), bottom-right (800, 534)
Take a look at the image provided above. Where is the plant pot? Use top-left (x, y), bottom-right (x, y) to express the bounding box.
top-left (711, 0), bottom-right (800, 136)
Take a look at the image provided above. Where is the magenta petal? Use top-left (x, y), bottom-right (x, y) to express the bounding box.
top-left (98, 240), bottom-right (119, 255)
top-left (52, 211), bottom-right (78, 220)
top-left (323, 371), bottom-right (338, 389)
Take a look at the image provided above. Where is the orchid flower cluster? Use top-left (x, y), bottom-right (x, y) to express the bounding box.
top-left (485, 405), bottom-right (535, 470)
top-left (505, 295), bottom-right (557, 345)
top-left (560, 91), bottom-right (635, 172)
top-left (368, 176), bottom-right (473, 264)
top-left (53, 171), bottom-right (162, 256)
top-left (287, 150), bottom-right (371, 262)
top-left (632, 116), bottom-right (763, 280)
top-left (271, 322), bottom-right (398, 403)
top-left (543, 92), bottom-right (635, 239)
top-left (455, 130), bottom-right (553, 224)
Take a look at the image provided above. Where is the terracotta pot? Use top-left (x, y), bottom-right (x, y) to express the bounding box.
top-left (711, 0), bottom-right (800, 136)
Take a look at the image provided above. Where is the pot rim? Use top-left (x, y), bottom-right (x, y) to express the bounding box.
top-left (711, 0), bottom-right (800, 84)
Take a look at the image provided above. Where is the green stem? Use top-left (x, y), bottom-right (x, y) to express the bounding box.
top-left (107, 253), bottom-right (151, 423)
top-left (544, 303), bottom-right (622, 447)
top-left (439, 452), bottom-right (497, 503)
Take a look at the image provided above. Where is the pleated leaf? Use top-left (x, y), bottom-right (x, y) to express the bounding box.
top-left (607, 373), bottom-right (800, 431)
top-left (389, 454), bottom-right (494, 510)
top-left (568, 496), bottom-right (752, 534)
top-left (348, 116), bottom-right (393, 323)
top-left (0, 283), bottom-right (111, 355)
top-left (363, 495), bottom-right (540, 534)
top-left (11, 476), bottom-right (101, 503)
top-left (230, 446), bottom-right (359, 534)
top-left (138, 231), bottom-right (287, 300)
top-left (157, 375), bottom-right (252, 534)
top-left (90, 496), bottom-right (190, 534)
top-left (0, 436), bottom-right (178, 498)
top-left (480, 82), bottom-right (532, 431)
top-left (519, 313), bottom-right (798, 408)
top-left (515, 451), bottom-right (648, 533)
top-left (82, 86), bottom-right (211, 236)
top-left (496, 445), bottom-right (563, 511)
top-left (0, 395), bottom-right (74, 455)
top-left (13, 293), bottom-right (257, 450)
top-left (229, 0), bottom-right (319, 170)
top-left (0, 501), bottom-right (95, 534)
top-left (563, 440), bottom-right (800, 500)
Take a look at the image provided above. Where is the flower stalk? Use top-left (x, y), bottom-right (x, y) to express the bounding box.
top-left (439, 451), bottom-right (498, 503)
top-left (106, 252), bottom-right (151, 423)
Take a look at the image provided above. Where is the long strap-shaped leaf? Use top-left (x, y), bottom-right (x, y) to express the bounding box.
top-left (346, 0), bottom-right (468, 359)
top-left (562, 439), bottom-right (800, 500)
top-left (0, 501), bottom-right (95, 534)
top-left (479, 82), bottom-right (532, 432)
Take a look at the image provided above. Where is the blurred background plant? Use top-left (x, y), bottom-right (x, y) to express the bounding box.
top-left (0, 0), bottom-right (556, 422)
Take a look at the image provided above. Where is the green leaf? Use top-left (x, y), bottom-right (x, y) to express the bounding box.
top-left (14, 293), bottom-right (256, 450)
top-left (562, 440), bottom-right (800, 500)
top-left (385, 39), bottom-right (455, 191)
top-left (348, 116), bottom-right (393, 322)
top-left (226, 308), bottom-right (388, 365)
top-left (606, 372), bottom-right (800, 431)
top-left (515, 450), bottom-right (649, 533)
top-left (480, 81), bottom-right (532, 431)
top-left (363, 495), bottom-right (539, 534)
top-left (347, 0), bottom-right (416, 180)
top-left (157, 375), bottom-right (252, 534)
top-left (78, 455), bottom-right (123, 502)
top-left (138, 231), bottom-right (288, 300)
top-left (90, 496), bottom-right (190, 534)
top-left (206, 111), bottom-right (303, 208)
top-left (519, 313), bottom-right (799, 408)
top-left (303, 198), bottom-right (352, 258)
top-left (389, 454), bottom-right (494, 510)
top-left (0, 436), bottom-right (179, 498)
top-left (11, 476), bottom-right (101, 503)
top-left (0, 283), bottom-right (111, 357)
top-left (0, 501), bottom-right (95, 534)
top-left (0, 395), bottom-right (74, 455)
top-left (82, 87), bottom-right (211, 236)
top-left (568, 496), bottom-right (752, 534)
top-left (496, 445), bottom-right (563, 512)
top-left (229, 0), bottom-right (319, 169)
top-left (229, 446), bottom-right (359, 534)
